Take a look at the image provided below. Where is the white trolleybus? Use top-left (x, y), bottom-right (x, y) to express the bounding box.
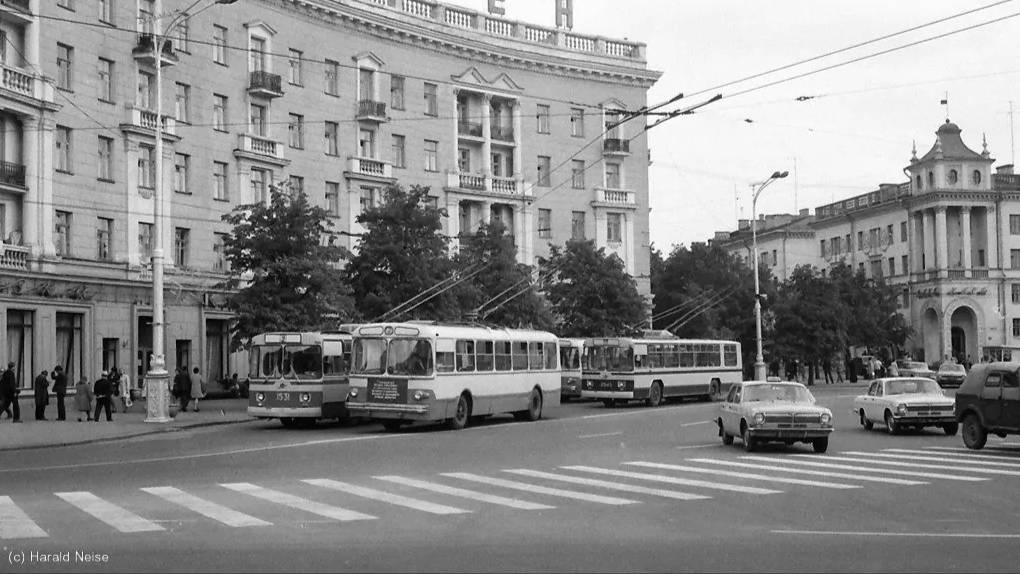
top-left (559, 338), bottom-right (585, 401)
top-left (346, 322), bottom-right (561, 431)
top-left (247, 330), bottom-right (354, 427)
top-left (580, 333), bottom-right (742, 407)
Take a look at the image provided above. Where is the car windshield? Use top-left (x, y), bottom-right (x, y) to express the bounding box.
top-left (885, 378), bottom-right (941, 395)
top-left (940, 364), bottom-right (966, 373)
top-left (905, 362), bottom-right (929, 370)
top-left (742, 384), bottom-right (813, 403)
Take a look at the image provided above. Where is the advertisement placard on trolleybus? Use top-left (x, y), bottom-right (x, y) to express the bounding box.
top-left (247, 331), bottom-right (353, 427)
top-left (580, 336), bottom-right (742, 407)
top-left (346, 322), bottom-right (560, 431)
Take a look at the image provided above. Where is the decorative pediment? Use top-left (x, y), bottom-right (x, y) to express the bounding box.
top-left (489, 72), bottom-right (523, 92)
top-left (244, 20), bottom-right (277, 36)
top-left (352, 51), bottom-right (385, 69)
top-left (600, 97), bottom-right (628, 111)
top-left (451, 67), bottom-right (523, 93)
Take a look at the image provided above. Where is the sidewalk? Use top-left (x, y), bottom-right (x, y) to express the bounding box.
top-left (0, 397), bottom-right (254, 451)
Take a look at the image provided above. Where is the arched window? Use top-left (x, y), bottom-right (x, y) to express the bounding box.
top-left (915, 175), bottom-right (923, 190)
top-left (972, 170), bottom-right (982, 185)
top-left (928, 171), bottom-right (935, 187)
top-left (948, 169), bottom-right (958, 185)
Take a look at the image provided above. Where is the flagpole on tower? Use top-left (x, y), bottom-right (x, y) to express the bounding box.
top-left (942, 92), bottom-right (949, 120)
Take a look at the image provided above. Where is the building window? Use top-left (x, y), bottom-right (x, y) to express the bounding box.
top-left (973, 170), bottom-right (982, 185)
top-left (176, 16), bottom-right (190, 52)
top-left (138, 145), bottom-right (154, 188)
top-left (324, 59), bottom-right (339, 95)
top-left (248, 36), bottom-right (266, 72)
top-left (54, 211), bottom-right (71, 257)
top-left (1013, 284), bottom-right (1020, 304)
top-left (98, 58), bottom-right (114, 102)
top-left (358, 128), bottom-right (375, 158)
top-left (359, 68), bottom-right (374, 102)
top-left (325, 181), bottom-right (339, 217)
top-left (928, 171), bottom-right (934, 188)
top-left (536, 104), bottom-right (550, 133)
top-left (605, 162), bottom-right (621, 189)
top-left (250, 168), bottom-right (268, 202)
top-left (212, 25), bottom-right (227, 65)
top-left (857, 231), bottom-right (864, 251)
top-left (1011, 215), bottom-right (1020, 235)
top-left (571, 160), bottom-right (585, 189)
top-left (213, 94), bottom-right (227, 131)
top-left (174, 228), bottom-right (190, 268)
top-left (537, 156), bottom-right (551, 187)
top-left (1011, 249), bottom-right (1020, 269)
top-left (948, 169), bottom-right (958, 185)
top-left (978, 249), bottom-right (986, 267)
top-left (1014, 318), bottom-right (1020, 338)
top-left (57, 44), bottom-right (73, 90)
top-left (390, 76), bottom-right (405, 110)
top-left (820, 240), bottom-right (827, 257)
top-left (392, 134), bottom-right (406, 168)
top-left (288, 49), bottom-right (303, 85)
top-left (901, 289), bottom-right (910, 309)
top-left (772, 249), bottom-right (777, 267)
top-left (886, 224), bottom-right (894, 243)
top-left (213, 233), bottom-right (228, 271)
top-left (212, 161), bottom-right (228, 201)
top-left (55, 312), bottom-right (83, 385)
top-left (888, 257), bottom-right (895, 276)
top-left (99, 0), bottom-right (112, 23)
top-left (900, 221), bottom-right (907, 242)
top-left (607, 213), bottom-right (623, 243)
top-left (288, 175), bottom-right (304, 196)
top-left (97, 136), bottom-right (113, 181)
top-left (605, 110), bottom-right (622, 139)
top-left (138, 0), bottom-right (153, 33)
top-left (55, 126), bottom-right (72, 173)
top-left (360, 187), bottom-right (375, 212)
top-left (288, 113), bottom-right (305, 149)
top-left (96, 217), bottom-right (112, 261)
top-left (250, 103), bottom-right (267, 136)
top-left (424, 140), bottom-right (438, 172)
top-left (139, 222), bottom-right (153, 261)
top-left (570, 108), bottom-right (584, 137)
top-left (538, 209), bottom-right (552, 238)
top-left (135, 72), bottom-right (154, 110)
top-left (173, 153), bottom-right (189, 194)
top-left (571, 211), bottom-right (586, 240)
top-left (902, 254), bottom-right (908, 274)
top-left (174, 83), bottom-right (190, 123)
top-left (424, 82), bottom-right (438, 116)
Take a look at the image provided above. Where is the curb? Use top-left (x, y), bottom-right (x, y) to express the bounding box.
top-left (0, 417), bottom-right (256, 453)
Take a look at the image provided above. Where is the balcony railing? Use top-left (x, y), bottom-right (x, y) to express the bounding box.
top-left (491, 125), bottom-right (514, 142)
top-left (237, 133), bottom-right (285, 160)
top-left (125, 106), bottom-right (176, 136)
top-left (132, 34), bottom-right (177, 66)
top-left (459, 173), bottom-right (486, 191)
top-left (948, 269), bottom-right (966, 279)
top-left (248, 71), bottom-right (283, 97)
top-left (347, 156), bottom-right (393, 179)
top-left (0, 161), bottom-right (25, 187)
top-left (603, 138), bottom-right (630, 154)
top-left (491, 176), bottom-right (517, 194)
top-left (0, 243), bottom-right (28, 270)
top-left (356, 100), bottom-right (387, 120)
top-left (594, 187), bottom-right (636, 205)
top-left (446, 172), bottom-right (530, 196)
top-left (972, 269), bottom-right (989, 279)
top-left (458, 121), bottom-right (483, 137)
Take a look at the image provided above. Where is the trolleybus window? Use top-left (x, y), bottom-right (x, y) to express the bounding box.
top-left (584, 345), bottom-right (634, 372)
top-left (560, 345), bottom-right (580, 370)
top-left (495, 341), bottom-right (512, 371)
top-left (724, 343), bottom-right (739, 367)
top-left (529, 342), bottom-right (543, 370)
top-left (544, 342), bottom-right (557, 369)
top-left (512, 341), bottom-right (529, 370)
top-left (284, 345), bottom-right (324, 379)
top-left (477, 340), bottom-right (494, 371)
top-left (456, 340), bottom-right (475, 372)
top-left (352, 338), bottom-right (387, 375)
top-left (436, 345), bottom-right (455, 373)
top-left (389, 339), bottom-right (433, 376)
top-left (261, 346), bottom-right (284, 377)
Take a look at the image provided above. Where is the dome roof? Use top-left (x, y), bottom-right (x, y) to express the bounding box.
top-left (918, 119), bottom-right (988, 163)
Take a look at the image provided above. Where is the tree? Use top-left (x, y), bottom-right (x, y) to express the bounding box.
top-left (771, 265), bottom-right (848, 383)
top-left (454, 221), bottom-right (554, 330)
top-left (829, 263), bottom-right (911, 357)
top-left (541, 239), bottom-right (646, 337)
top-left (221, 187), bottom-right (354, 350)
top-left (345, 184), bottom-right (459, 321)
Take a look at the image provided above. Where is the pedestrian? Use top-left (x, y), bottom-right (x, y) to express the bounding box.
top-left (887, 360), bottom-right (900, 377)
top-left (33, 370), bottom-right (49, 420)
top-left (74, 375), bottom-right (93, 421)
top-left (189, 367), bottom-right (206, 412)
top-left (175, 368), bottom-right (191, 412)
top-left (118, 367), bottom-right (133, 410)
top-left (822, 356), bottom-right (833, 384)
top-left (93, 370), bottom-right (113, 422)
top-left (835, 356), bottom-right (845, 383)
top-left (107, 368), bottom-right (120, 413)
top-left (51, 365), bottom-right (68, 421)
top-left (0, 361), bottom-right (22, 422)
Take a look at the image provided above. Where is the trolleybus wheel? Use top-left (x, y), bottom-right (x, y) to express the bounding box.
top-left (521, 387), bottom-right (543, 421)
top-left (447, 393), bottom-right (471, 430)
top-left (647, 382), bottom-right (663, 407)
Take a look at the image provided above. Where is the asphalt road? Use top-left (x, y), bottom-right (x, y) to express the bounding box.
top-left (2, 385), bottom-right (1019, 573)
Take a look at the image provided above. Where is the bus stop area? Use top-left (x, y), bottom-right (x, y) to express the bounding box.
top-left (0, 398), bottom-right (253, 451)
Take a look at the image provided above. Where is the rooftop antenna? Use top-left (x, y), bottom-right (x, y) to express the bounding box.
top-left (941, 92), bottom-right (950, 121)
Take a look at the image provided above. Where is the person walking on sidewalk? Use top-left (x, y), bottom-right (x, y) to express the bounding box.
top-left (51, 366), bottom-right (68, 421)
top-left (175, 368), bottom-right (192, 412)
top-left (93, 371), bottom-right (113, 422)
top-left (117, 367), bottom-right (133, 411)
top-left (0, 362), bottom-right (21, 423)
top-left (33, 370), bottom-right (49, 420)
top-left (74, 375), bottom-right (93, 421)
top-left (189, 367), bottom-right (206, 412)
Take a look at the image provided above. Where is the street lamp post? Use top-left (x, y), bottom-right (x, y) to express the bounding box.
top-left (751, 170), bottom-right (788, 381)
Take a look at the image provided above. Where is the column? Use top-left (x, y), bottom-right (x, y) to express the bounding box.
top-left (986, 205), bottom-right (999, 270)
top-left (907, 211), bottom-right (920, 274)
top-left (511, 101), bottom-right (522, 183)
top-left (160, 145), bottom-right (175, 268)
top-left (21, 115), bottom-right (39, 256)
top-left (923, 209), bottom-right (935, 271)
top-left (935, 206), bottom-right (948, 276)
top-left (512, 204), bottom-right (524, 264)
top-left (481, 201), bottom-right (491, 225)
top-left (446, 195), bottom-right (460, 253)
top-left (35, 116), bottom-right (55, 257)
top-left (26, 1), bottom-right (40, 69)
top-left (481, 94), bottom-right (492, 192)
top-left (521, 204), bottom-right (534, 265)
top-left (450, 89), bottom-right (459, 176)
top-left (961, 206), bottom-right (972, 277)
top-left (998, 202), bottom-right (1009, 270)
top-left (624, 212), bottom-right (635, 275)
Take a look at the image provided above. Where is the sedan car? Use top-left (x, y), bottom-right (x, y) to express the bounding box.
top-left (717, 380), bottom-right (833, 453)
top-left (854, 377), bottom-right (957, 435)
top-left (897, 360), bottom-right (936, 380)
top-left (936, 363), bottom-right (966, 388)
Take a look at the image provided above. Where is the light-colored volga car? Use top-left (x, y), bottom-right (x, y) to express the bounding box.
top-left (717, 381), bottom-right (834, 453)
top-left (853, 377), bottom-right (958, 435)
top-left (896, 361), bottom-right (936, 380)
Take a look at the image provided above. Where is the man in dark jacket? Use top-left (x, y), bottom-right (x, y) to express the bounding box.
top-left (175, 368), bottom-right (192, 412)
top-left (33, 370), bottom-right (49, 420)
top-left (0, 362), bottom-right (21, 422)
top-left (93, 371), bottom-right (113, 422)
top-left (51, 366), bottom-right (68, 421)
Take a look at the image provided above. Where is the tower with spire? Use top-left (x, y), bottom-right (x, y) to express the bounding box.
top-left (907, 119), bottom-right (994, 194)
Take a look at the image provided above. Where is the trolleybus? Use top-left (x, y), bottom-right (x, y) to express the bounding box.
top-left (559, 338), bottom-right (585, 401)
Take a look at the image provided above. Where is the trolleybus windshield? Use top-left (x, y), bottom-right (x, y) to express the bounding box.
top-left (583, 345), bottom-right (634, 372)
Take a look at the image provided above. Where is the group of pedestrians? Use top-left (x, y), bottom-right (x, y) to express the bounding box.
top-left (172, 367), bottom-right (206, 412)
top-left (0, 362), bottom-right (135, 423)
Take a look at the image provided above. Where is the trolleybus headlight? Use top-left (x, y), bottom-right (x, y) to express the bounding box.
top-left (255, 392), bottom-right (265, 403)
top-left (820, 412), bottom-right (832, 426)
top-left (753, 412), bottom-right (766, 426)
top-left (299, 393), bottom-right (311, 404)
top-left (413, 390), bottom-right (432, 401)
top-left (617, 381), bottom-right (626, 390)
top-left (348, 388), bottom-right (359, 399)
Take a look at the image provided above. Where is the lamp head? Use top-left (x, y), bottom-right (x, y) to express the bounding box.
top-left (771, 171), bottom-right (789, 179)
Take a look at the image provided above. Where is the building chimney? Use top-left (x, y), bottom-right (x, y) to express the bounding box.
top-left (799, 208), bottom-right (809, 216)
top-left (714, 231), bottom-right (730, 241)
top-left (997, 164), bottom-right (1014, 175)
top-left (738, 219), bottom-right (750, 231)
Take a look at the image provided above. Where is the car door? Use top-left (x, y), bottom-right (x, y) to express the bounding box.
top-left (1000, 370), bottom-right (1020, 431)
top-left (980, 372), bottom-right (1004, 428)
top-left (723, 385), bottom-right (742, 434)
top-left (859, 381), bottom-right (878, 420)
top-left (867, 382), bottom-right (884, 421)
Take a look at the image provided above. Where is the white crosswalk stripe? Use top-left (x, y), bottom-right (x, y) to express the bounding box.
top-left (441, 472), bottom-right (638, 505)
top-left (220, 483), bottom-right (376, 522)
top-left (141, 487), bottom-right (272, 527)
top-left (54, 492), bottom-right (163, 533)
top-left (922, 447), bottom-right (1020, 460)
top-left (625, 461), bottom-right (860, 489)
top-left (375, 476), bottom-right (554, 510)
top-left (0, 496), bottom-right (48, 539)
top-left (504, 469), bottom-right (711, 500)
top-left (687, 458), bottom-right (926, 485)
top-left (302, 479), bottom-right (469, 515)
top-left (790, 454), bottom-right (1020, 477)
top-left (561, 465), bottom-right (782, 494)
top-left (852, 450), bottom-right (1020, 468)
top-left (741, 456), bottom-right (986, 481)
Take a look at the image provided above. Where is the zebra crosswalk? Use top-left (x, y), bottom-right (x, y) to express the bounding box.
top-left (5, 445), bottom-right (1020, 540)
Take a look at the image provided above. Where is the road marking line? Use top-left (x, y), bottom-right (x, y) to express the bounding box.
top-left (54, 492), bottom-right (163, 533)
top-left (858, 450), bottom-right (1020, 468)
top-left (441, 473), bottom-right (637, 505)
top-left (578, 404), bottom-right (706, 421)
top-left (773, 529), bottom-right (1020, 538)
top-left (687, 458), bottom-right (925, 485)
top-left (624, 461), bottom-right (859, 489)
top-left (745, 456), bottom-right (984, 481)
top-left (220, 483), bottom-right (375, 522)
top-left (791, 454), bottom-right (1020, 477)
top-left (578, 431), bottom-right (623, 439)
top-left (924, 446), bottom-right (1020, 458)
top-left (674, 443), bottom-right (720, 450)
top-left (0, 496), bottom-right (48, 539)
top-left (140, 487), bottom-right (271, 527)
top-left (374, 476), bottom-right (553, 510)
top-left (302, 479), bottom-right (469, 515)
top-left (561, 465), bottom-right (782, 495)
top-left (679, 420), bottom-right (712, 427)
top-left (504, 469), bottom-right (710, 500)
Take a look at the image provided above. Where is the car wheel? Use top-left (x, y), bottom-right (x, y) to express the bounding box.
top-left (962, 414), bottom-right (987, 450)
top-left (647, 382), bottom-right (663, 407)
top-left (447, 393), bottom-right (471, 430)
top-left (812, 437), bottom-right (829, 453)
top-left (741, 424), bottom-right (757, 452)
top-left (859, 411), bottom-right (874, 431)
top-left (943, 422), bottom-right (959, 436)
top-left (884, 411), bottom-right (899, 435)
top-left (719, 419), bottom-right (734, 445)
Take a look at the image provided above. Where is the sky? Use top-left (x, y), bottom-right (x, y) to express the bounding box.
top-left (450, 0), bottom-right (1020, 252)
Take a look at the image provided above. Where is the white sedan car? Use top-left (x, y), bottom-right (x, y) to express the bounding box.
top-left (853, 377), bottom-right (957, 435)
top-left (717, 380), bottom-right (834, 453)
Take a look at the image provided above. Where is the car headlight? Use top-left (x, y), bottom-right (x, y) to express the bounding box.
top-left (753, 412), bottom-right (766, 425)
top-left (896, 403), bottom-right (907, 415)
top-left (255, 392), bottom-right (265, 403)
top-left (820, 412), bottom-right (832, 425)
top-left (348, 388), bottom-right (359, 399)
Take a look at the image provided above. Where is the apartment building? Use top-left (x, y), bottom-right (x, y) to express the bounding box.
top-left (0, 0), bottom-right (659, 390)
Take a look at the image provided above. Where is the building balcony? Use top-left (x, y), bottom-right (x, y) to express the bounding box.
top-left (0, 160), bottom-right (25, 189)
top-left (491, 125), bottom-right (514, 142)
top-left (356, 100), bottom-right (387, 122)
top-left (132, 33), bottom-right (178, 68)
top-left (458, 121), bottom-right (483, 137)
top-left (347, 156), bottom-right (394, 180)
top-left (592, 186), bottom-right (636, 207)
top-left (0, 243), bottom-right (28, 270)
top-left (0, 0), bottom-right (29, 13)
top-left (248, 71), bottom-right (284, 98)
top-left (120, 106), bottom-right (177, 139)
top-left (445, 172), bottom-right (531, 196)
top-left (236, 133), bottom-right (285, 161)
top-left (603, 138), bottom-right (630, 155)
top-left (0, 63), bottom-right (52, 102)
